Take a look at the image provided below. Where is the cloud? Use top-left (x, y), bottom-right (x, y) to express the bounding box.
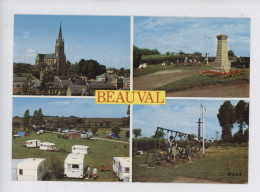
top-left (134, 17), bottom-right (250, 56)
top-left (26, 48), bottom-right (35, 54)
top-left (23, 32), bottom-right (30, 39)
top-left (133, 100), bottom-right (238, 140)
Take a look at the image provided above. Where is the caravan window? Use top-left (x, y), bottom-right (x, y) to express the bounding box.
top-left (72, 164), bottom-right (79, 169)
top-left (19, 169), bottom-right (23, 175)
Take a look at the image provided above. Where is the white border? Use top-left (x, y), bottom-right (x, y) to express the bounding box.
top-left (1, 0), bottom-right (260, 192)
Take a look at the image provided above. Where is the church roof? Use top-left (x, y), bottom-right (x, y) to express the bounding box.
top-left (44, 53), bottom-right (57, 59)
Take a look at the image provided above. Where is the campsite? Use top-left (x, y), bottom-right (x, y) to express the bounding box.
top-left (12, 131), bottom-right (129, 181)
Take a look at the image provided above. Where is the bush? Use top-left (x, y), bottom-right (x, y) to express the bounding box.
top-left (49, 155), bottom-right (63, 179)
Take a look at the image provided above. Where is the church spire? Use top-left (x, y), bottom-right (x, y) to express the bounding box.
top-left (58, 22), bottom-right (62, 40)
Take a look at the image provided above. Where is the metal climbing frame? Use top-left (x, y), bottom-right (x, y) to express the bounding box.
top-left (144, 127), bottom-right (192, 164)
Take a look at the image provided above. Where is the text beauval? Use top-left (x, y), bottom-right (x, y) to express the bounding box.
top-left (96, 90), bottom-right (165, 105)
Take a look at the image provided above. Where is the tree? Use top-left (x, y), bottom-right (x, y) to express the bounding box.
top-left (217, 101), bottom-right (236, 142)
top-left (40, 66), bottom-right (54, 94)
top-left (178, 51), bottom-right (185, 56)
top-left (31, 108), bottom-right (45, 130)
top-left (91, 127), bottom-right (98, 135)
top-left (228, 50), bottom-right (235, 58)
top-left (49, 155), bottom-right (63, 179)
top-left (118, 67), bottom-right (125, 76)
top-left (112, 126), bottom-right (121, 135)
top-left (154, 130), bottom-right (165, 150)
top-left (22, 74), bottom-right (36, 95)
top-left (166, 52), bottom-right (170, 64)
top-left (23, 109), bottom-right (31, 132)
top-left (133, 46), bottom-right (142, 68)
top-left (126, 130), bottom-right (130, 139)
top-left (235, 100), bottom-right (249, 132)
top-left (193, 52), bottom-right (202, 57)
top-left (133, 128), bottom-right (142, 153)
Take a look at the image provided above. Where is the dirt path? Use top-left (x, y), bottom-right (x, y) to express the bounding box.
top-left (134, 69), bottom-right (198, 90)
top-left (95, 137), bottom-right (129, 144)
top-left (173, 176), bottom-right (226, 183)
top-left (167, 82), bottom-right (249, 97)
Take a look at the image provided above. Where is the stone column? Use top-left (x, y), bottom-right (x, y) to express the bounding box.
top-left (213, 34), bottom-right (231, 72)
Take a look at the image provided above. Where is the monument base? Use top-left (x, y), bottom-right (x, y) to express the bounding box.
top-left (213, 59), bottom-right (231, 72)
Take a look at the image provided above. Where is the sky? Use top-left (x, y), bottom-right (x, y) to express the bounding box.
top-left (14, 15), bottom-right (130, 69)
top-left (134, 17), bottom-right (250, 57)
top-left (133, 99), bottom-right (249, 140)
top-left (13, 97), bottom-right (129, 118)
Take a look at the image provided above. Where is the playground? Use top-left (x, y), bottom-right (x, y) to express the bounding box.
top-left (133, 144), bottom-right (248, 183)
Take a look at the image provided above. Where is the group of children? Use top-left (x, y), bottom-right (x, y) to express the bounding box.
top-left (163, 140), bottom-right (192, 163)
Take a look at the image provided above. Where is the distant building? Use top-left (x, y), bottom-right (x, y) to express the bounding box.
top-left (35, 24), bottom-right (68, 76)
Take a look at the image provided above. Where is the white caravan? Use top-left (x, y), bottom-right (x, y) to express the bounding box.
top-left (17, 158), bottom-right (46, 181)
top-left (39, 142), bottom-right (56, 151)
top-left (26, 140), bottom-right (41, 148)
top-left (64, 153), bottom-right (85, 178)
top-left (113, 157), bottom-right (130, 181)
top-left (72, 145), bottom-right (89, 155)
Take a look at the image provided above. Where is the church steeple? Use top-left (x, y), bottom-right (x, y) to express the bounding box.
top-left (58, 22), bottom-right (62, 41)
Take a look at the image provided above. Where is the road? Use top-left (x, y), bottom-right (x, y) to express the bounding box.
top-left (134, 69), bottom-right (198, 90)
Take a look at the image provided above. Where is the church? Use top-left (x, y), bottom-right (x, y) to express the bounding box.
top-left (35, 24), bottom-right (68, 76)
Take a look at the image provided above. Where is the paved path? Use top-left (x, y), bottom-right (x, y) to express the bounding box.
top-left (95, 137), bottom-right (129, 144)
top-left (167, 82), bottom-right (249, 97)
top-left (134, 69), bottom-right (198, 90)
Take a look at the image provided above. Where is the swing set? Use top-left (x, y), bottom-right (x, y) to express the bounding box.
top-left (144, 127), bottom-right (193, 165)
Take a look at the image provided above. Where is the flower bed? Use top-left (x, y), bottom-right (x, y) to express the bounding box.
top-left (199, 70), bottom-right (245, 78)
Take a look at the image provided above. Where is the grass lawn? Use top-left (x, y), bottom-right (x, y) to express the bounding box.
top-left (12, 133), bottom-right (129, 182)
top-left (95, 128), bottom-right (129, 142)
top-left (133, 146), bottom-right (248, 183)
top-left (133, 64), bottom-right (213, 77)
top-left (156, 68), bottom-right (249, 92)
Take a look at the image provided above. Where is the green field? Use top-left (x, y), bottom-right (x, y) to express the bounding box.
top-left (157, 68), bottom-right (250, 92)
top-left (133, 64), bottom-right (212, 77)
top-left (133, 146), bottom-right (248, 183)
top-left (12, 133), bottom-right (129, 182)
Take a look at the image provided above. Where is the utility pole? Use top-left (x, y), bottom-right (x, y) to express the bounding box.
top-left (196, 118), bottom-right (202, 139)
top-left (215, 131), bottom-right (219, 140)
top-left (200, 104), bottom-right (206, 155)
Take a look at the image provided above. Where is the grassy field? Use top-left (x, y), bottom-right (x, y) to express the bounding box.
top-left (95, 128), bottom-right (129, 142)
top-left (12, 132), bottom-right (129, 182)
top-left (156, 68), bottom-right (250, 92)
top-left (133, 64), bottom-right (213, 77)
top-left (133, 146), bottom-right (248, 183)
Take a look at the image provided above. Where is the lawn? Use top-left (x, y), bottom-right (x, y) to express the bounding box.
top-left (133, 64), bottom-right (212, 77)
top-left (133, 146), bottom-right (248, 183)
top-left (156, 68), bottom-right (249, 92)
top-left (12, 133), bottom-right (129, 182)
top-left (95, 128), bottom-right (129, 142)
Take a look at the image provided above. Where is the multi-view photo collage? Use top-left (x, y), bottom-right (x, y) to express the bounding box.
top-left (12, 15), bottom-right (249, 183)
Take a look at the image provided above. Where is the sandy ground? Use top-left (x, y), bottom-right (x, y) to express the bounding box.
top-left (133, 69), bottom-right (198, 90)
top-left (173, 176), bottom-right (226, 183)
top-left (167, 82), bottom-right (249, 97)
